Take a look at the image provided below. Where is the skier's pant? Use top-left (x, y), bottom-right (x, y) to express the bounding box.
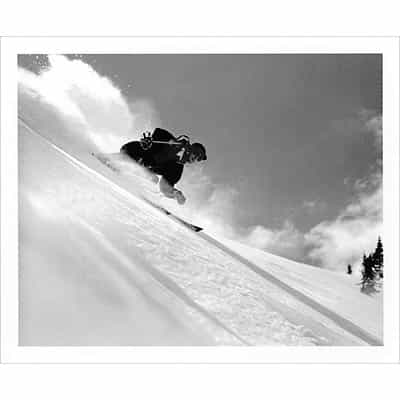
top-left (120, 141), bottom-right (146, 164)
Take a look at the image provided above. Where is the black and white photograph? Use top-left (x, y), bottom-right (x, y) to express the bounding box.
top-left (1, 38), bottom-right (399, 363)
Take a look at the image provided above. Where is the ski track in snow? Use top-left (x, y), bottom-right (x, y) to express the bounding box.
top-left (200, 235), bottom-right (382, 345)
top-left (19, 116), bottom-right (383, 346)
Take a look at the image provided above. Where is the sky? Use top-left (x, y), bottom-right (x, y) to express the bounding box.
top-left (18, 54), bottom-right (382, 269)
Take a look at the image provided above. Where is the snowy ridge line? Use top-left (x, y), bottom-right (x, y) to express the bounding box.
top-left (200, 234), bottom-right (383, 346)
top-left (18, 117), bottom-right (249, 345)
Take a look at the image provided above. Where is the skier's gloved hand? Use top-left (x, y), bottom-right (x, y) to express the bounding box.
top-left (173, 189), bottom-right (186, 205)
top-left (176, 135), bottom-right (190, 145)
top-left (176, 135), bottom-right (191, 152)
top-left (140, 132), bottom-right (153, 150)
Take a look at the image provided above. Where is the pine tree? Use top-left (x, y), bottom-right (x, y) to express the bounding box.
top-left (361, 254), bottom-right (376, 291)
top-left (372, 237), bottom-right (384, 278)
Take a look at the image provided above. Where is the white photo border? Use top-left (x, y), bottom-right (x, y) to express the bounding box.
top-left (1, 37), bottom-right (399, 363)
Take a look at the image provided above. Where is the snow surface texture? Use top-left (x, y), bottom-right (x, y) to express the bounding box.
top-left (18, 58), bottom-right (383, 346)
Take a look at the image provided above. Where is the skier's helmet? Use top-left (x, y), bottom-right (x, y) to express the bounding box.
top-left (187, 142), bottom-right (207, 163)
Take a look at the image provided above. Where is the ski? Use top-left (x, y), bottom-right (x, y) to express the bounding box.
top-left (148, 202), bottom-right (203, 232)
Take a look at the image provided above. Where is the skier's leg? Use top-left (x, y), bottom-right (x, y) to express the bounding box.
top-left (120, 141), bottom-right (145, 163)
top-left (121, 142), bottom-right (155, 171)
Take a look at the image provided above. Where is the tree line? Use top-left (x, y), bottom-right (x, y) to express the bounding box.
top-left (347, 237), bottom-right (384, 292)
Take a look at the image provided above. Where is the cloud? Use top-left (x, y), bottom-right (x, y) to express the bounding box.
top-left (360, 110), bottom-right (382, 151)
top-left (18, 55), bottom-right (159, 153)
top-left (240, 221), bottom-right (307, 262)
top-left (366, 116), bottom-right (383, 148)
top-left (305, 184), bottom-right (382, 270)
top-left (304, 113), bottom-right (383, 270)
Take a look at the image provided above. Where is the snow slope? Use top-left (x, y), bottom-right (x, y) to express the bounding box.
top-left (205, 235), bottom-right (383, 342)
top-left (19, 118), bottom-right (383, 346)
top-left (17, 55), bottom-right (382, 347)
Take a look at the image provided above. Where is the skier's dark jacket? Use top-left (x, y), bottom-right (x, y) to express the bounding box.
top-left (120, 128), bottom-right (184, 186)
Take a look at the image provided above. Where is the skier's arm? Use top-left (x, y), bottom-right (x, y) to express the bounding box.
top-left (159, 177), bottom-right (186, 204)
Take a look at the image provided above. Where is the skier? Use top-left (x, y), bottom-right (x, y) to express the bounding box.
top-left (120, 128), bottom-right (207, 205)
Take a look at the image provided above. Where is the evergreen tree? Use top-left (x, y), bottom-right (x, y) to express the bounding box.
top-left (372, 237), bottom-right (384, 278)
top-left (361, 254), bottom-right (376, 291)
